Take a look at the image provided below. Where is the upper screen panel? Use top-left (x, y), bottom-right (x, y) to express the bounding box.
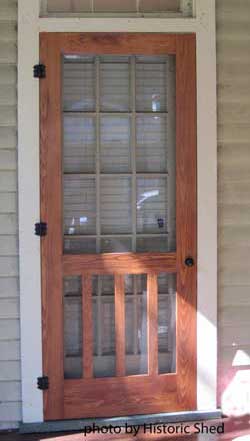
top-left (42, 0), bottom-right (192, 16)
top-left (62, 54), bottom-right (176, 255)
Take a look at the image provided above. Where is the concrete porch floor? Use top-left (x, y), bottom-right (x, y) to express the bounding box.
top-left (1, 418), bottom-right (250, 441)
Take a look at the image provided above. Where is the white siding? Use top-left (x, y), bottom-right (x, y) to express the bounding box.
top-left (217, 0), bottom-right (250, 395)
top-left (0, 0), bottom-right (21, 431)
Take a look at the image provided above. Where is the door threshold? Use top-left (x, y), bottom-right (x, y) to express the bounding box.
top-left (20, 410), bottom-right (222, 434)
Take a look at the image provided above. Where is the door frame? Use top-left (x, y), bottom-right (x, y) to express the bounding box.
top-left (18, 0), bottom-right (217, 423)
top-left (40, 32), bottom-right (196, 421)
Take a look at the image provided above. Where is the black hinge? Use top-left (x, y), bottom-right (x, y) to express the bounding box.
top-left (33, 64), bottom-right (46, 78)
top-left (35, 222), bottom-right (47, 237)
top-left (37, 376), bottom-right (49, 390)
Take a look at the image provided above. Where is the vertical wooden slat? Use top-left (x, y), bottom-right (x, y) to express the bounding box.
top-left (82, 275), bottom-right (93, 378)
top-left (115, 275), bottom-right (125, 376)
top-left (97, 277), bottom-right (102, 356)
top-left (147, 274), bottom-right (158, 375)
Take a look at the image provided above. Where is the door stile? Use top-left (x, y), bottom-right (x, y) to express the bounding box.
top-left (176, 34), bottom-right (197, 409)
top-left (115, 275), bottom-right (125, 377)
top-left (40, 34), bottom-right (64, 420)
top-left (82, 275), bottom-right (93, 378)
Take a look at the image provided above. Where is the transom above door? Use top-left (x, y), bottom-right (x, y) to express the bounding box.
top-left (40, 33), bottom-right (197, 420)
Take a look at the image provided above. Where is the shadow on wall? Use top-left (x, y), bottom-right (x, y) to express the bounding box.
top-left (220, 349), bottom-right (250, 417)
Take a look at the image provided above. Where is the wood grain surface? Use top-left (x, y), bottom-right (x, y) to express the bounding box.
top-left (40, 32), bottom-right (176, 55)
top-left (147, 274), bottom-right (158, 376)
top-left (40, 33), bottom-right (64, 420)
top-left (82, 275), bottom-right (93, 378)
top-left (64, 374), bottom-right (178, 419)
top-left (176, 34), bottom-right (197, 409)
top-left (115, 275), bottom-right (126, 377)
top-left (63, 252), bottom-right (177, 275)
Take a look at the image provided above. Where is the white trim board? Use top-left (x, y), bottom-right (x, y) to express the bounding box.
top-left (18, 0), bottom-right (217, 423)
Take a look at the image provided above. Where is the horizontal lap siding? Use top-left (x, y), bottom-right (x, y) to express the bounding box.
top-left (0, 0), bottom-right (21, 430)
top-left (217, 0), bottom-right (250, 402)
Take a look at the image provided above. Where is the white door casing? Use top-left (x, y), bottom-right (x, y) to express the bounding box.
top-left (18, 0), bottom-right (217, 423)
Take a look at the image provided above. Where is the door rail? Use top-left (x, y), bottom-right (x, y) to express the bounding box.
top-left (63, 252), bottom-right (177, 275)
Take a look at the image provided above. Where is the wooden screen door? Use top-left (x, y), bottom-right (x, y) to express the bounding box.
top-left (40, 33), bottom-right (196, 421)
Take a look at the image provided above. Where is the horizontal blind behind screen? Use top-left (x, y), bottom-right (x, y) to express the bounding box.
top-left (63, 54), bottom-right (176, 254)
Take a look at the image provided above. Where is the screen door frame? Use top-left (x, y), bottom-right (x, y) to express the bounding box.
top-left (39, 32), bottom-right (196, 421)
